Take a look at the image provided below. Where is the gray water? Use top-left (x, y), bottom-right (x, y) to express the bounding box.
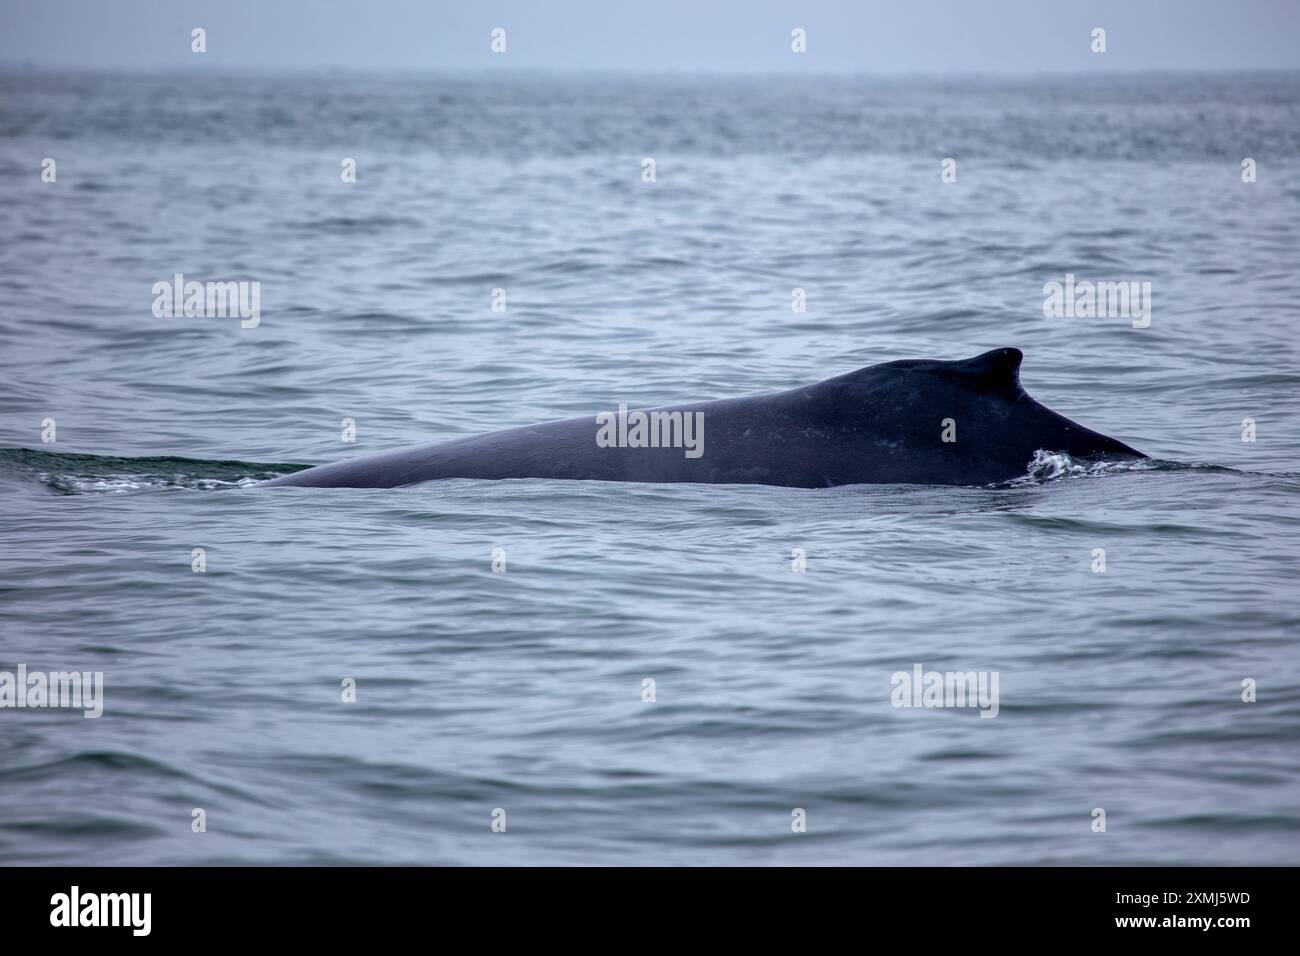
top-left (2, 71), bottom-right (1299, 865)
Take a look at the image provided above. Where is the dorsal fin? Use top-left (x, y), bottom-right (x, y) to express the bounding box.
top-left (827, 347), bottom-right (1027, 394)
top-left (953, 347), bottom-right (1023, 394)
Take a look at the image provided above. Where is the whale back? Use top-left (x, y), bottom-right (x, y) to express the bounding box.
top-left (266, 348), bottom-right (1144, 489)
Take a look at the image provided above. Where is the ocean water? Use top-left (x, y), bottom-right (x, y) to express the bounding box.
top-left (1, 71), bottom-right (1299, 865)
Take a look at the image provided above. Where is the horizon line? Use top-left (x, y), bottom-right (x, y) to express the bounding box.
top-left (3, 63), bottom-right (1299, 80)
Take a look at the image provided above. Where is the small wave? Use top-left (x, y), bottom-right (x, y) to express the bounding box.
top-left (1008, 449), bottom-right (1160, 485)
top-left (1004, 450), bottom-right (1267, 487)
top-left (0, 447), bottom-right (305, 495)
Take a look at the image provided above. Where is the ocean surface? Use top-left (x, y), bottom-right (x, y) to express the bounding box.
top-left (1, 71), bottom-right (1298, 865)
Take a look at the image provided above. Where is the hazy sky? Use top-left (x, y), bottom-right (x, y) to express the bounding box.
top-left (2, 0), bottom-right (1299, 73)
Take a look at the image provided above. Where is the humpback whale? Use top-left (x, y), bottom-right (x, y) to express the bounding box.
top-left (264, 348), bottom-right (1144, 489)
